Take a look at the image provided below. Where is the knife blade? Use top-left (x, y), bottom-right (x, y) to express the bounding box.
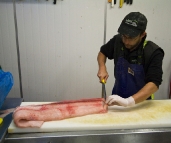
top-left (101, 79), bottom-right (106, 100)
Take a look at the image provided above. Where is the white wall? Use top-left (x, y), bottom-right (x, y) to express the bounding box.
top-left (15, 0), bottom-right (105, 101)
top-left (0, 0), bottom-right (20, 98)
top-left (0, 0), bottom-right (170, 101)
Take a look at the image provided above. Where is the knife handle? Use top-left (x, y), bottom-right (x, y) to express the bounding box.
top-left (53, 0), bottom-right (56, 4)
top-left (0, 118), bottom-right (3, 125)
top-left (101, 79), bottom-right (106, 84)
top-left (111, 0), bottom-right (114, 7)
top-left (126, 0), bottom-right (129, 4)
top-left (119, 0), bottom-right (123, 8)
top-left (114, 0), bottom-right (116, 4)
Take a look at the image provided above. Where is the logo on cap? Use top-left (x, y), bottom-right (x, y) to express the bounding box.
top-left (125, 19), bottom-right (138, 27)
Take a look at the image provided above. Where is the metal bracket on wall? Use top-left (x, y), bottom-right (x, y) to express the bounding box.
top-left (13, 0), bottom-right (23, 99)
top-left (53, 0), bottom-right (56, 4)
top-left (108, 0), bottom-right (133, 8)
top-left (53, 0), bottom-right (63, 5)
top-left (18, 0), bottom-right (63, 5)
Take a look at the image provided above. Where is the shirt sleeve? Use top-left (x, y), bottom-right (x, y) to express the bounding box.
top-left (145, 49), bottom-right (164, 87)
top-left (100, 36), bottom-right (116, 60)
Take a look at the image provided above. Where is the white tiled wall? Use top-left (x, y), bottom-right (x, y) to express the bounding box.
top-left (0, 0), bottom-right (171, 101)
top-left (0, 0), bottom-right (20, 98)
top-left (15, 0), bottom-right (105, 101)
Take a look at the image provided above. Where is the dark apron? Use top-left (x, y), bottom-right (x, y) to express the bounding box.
top-left (112, 57), bottom-right (145, 98)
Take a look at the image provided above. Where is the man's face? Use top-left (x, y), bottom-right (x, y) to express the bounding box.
top-left (121, 33), bottom-right (145, 51)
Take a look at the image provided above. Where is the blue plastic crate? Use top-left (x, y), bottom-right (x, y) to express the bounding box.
top-left (0, 69), bottom-right (13, 109)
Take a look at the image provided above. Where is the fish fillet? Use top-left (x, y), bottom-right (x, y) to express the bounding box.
top-left (13, 98), bottom-right (108, 128)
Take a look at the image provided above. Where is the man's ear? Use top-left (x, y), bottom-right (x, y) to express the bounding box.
top-left (140, 32), bottom-right (146, 38)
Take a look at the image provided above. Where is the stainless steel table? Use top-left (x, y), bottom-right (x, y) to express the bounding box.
top-left (4, 128), bottom-right (171, 143)
top-left (0, 98), bottom-right (23, 143)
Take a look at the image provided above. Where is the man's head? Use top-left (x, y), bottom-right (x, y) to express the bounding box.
top-left (118, 12), bottom-right (147, 37)
top-left (118, 12), bottom-right (147, 50)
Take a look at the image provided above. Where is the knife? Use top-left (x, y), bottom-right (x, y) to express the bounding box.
top-left (101, 79), bottom-right (106, 100)
top-left (126, 0), bottom-right (129, 4)
top-left (111, 0), bottom-right (114, 7)
top-left (114, 0), bottom-right (116, 4)
top-left (119, 0), bottom-right (124, 8)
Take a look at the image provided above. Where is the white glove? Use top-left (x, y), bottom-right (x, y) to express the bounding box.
top-left (105, 95), bottom-right (135, 107)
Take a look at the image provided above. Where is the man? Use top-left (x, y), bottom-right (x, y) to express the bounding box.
top-left (97, 12), bottom-right (164, 107)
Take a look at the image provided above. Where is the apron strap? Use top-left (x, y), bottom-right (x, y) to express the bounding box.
top-left (143, 40), bottom-right (155, 100)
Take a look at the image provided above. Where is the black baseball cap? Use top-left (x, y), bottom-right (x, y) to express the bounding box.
top-left (118, 12), bottom-right (147, 37)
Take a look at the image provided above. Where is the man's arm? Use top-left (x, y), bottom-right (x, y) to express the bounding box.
top-left (106, 49), bottom-right (164, 107)
top-left (106, 82), bottom-right (158, 107)
top-left (132, 82), bottom-right (158, 104)
top-left (134, 48), bottom-right (164, 103)
top-left (97, 35), bottom-right (117, 82)
top-left (97, 52), bottom-right (108, 82)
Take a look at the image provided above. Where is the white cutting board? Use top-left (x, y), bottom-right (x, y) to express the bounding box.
top-left (8, 100), bottom-right (171, 133)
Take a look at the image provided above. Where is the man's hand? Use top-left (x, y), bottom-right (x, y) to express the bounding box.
top-left (97, 68), bottom-right (109, 83)
top-left (97, 52), bottom-right (108, 82)
top-left (106, 95), bottom-right (135, 107)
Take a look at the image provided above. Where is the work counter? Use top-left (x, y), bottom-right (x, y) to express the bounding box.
top-left (1, 98), bottom-right (171, 143)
